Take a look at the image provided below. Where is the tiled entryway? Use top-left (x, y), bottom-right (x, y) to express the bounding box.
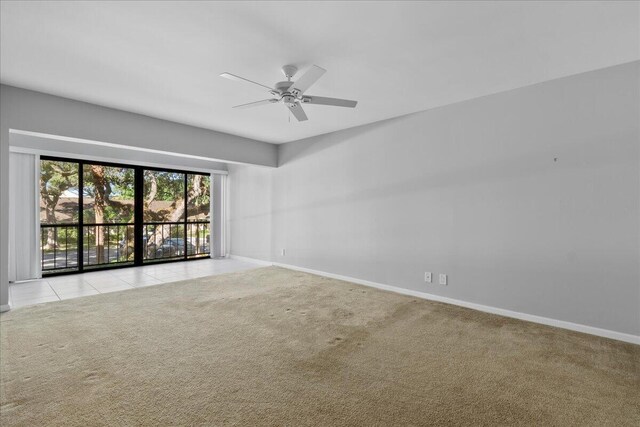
top-left (9, 258), bottom-right (262, 309)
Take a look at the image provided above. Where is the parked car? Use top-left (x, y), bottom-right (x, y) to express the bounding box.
top-left (118, 236), bottom-right (149, 260)
top-left (155, 238), bottom-right (196, 258)
top-left (119, 236), bottom-right (208, 259)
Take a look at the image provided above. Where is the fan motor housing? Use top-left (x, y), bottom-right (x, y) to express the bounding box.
top-left (282, 95), bottom-right (296, 107)
top-left (274, 81), bottom-right (294, 94)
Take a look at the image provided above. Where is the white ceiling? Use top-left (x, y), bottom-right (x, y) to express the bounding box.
top-left (1, 1), bottom-right (638, 144)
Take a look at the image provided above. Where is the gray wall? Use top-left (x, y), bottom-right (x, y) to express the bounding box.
top-left (228, 164), bottom-right (273, 261)
top-left (0, 84), bottom-right (277, 309)
top-left (10, 133), bottom-right (229, 173)
top-left (0, 85), bottom-right (277, 167)
top-left (229, 62), bottom-right (640, 336)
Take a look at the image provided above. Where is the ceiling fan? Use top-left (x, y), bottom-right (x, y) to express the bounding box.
top-left (220, 65), bottom-right (358, 122)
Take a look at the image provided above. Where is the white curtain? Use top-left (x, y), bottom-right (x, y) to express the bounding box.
top-left (211, 173), bottom-right (228, 258)
top-left (8, 152), bottom-right (40, 281)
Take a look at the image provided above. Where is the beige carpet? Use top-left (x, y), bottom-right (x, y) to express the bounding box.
top-left (1, 267), bottom-right (638, 426)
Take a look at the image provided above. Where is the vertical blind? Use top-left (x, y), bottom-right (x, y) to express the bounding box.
top-left (8, 152), bottom-right (40, 281)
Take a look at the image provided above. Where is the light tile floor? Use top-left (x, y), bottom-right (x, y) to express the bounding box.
top-left (9, 258), bottom-right (262, 309)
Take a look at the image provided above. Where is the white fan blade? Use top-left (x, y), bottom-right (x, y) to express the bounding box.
top-left (287, 102), bottom-right (308, 121)
top-left (233, 99), bottom-right (279, 109)
top-left (302, 96), bottom-right (357, 108)
top-left (220, 72), bottom-right (273, 91)
top-left (289, 65), bottom-right (326, 96)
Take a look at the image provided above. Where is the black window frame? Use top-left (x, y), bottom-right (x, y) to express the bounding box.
top-left (40, 155), bottom-right (212, 277)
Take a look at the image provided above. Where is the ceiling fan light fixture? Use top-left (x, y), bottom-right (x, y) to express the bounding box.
top-left (221, 64), bottom-right (358, 122)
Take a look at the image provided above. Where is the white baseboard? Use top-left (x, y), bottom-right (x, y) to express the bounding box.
top-left (229, 254), bottom-right (274, 267)
top-left (0, 304), bottom-right (10, 313)
top-left (228, 254), bottom-right (639, 345)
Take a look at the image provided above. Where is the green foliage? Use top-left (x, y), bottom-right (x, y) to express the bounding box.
top-left (40, 160), bottom-right (79, 224)
top-left (83, 165), bottom-right (135, 223)
top-left (41, 160), bottom-right (78, 194)
top-left (42, 160), bottom-right (211, 224)
top-left (144, 171), bottom-right (184, 201)
top-left (82, 166), bottom-right (135, 199)
top-left (40, 227), bottom-right (78, 253)
top-left (189, 175), bottom-right (211, 206)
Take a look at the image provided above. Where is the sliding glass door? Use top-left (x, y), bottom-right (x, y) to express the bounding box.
top-left (39, 157), bottom-right (212, 275)
top-left (40, 159), bottom-right (80, 273)
top-left (186, 174), bottom-right (211, 259)
top-left (83, 163), bottom-right (135, 268)
top-left (142, 171), bottom-right (211, 263)
top-left (142, 170), bottom-right (185, 262)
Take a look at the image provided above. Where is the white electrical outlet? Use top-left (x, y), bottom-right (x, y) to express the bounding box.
top-left (424, 272), bottom-right (432, 283)
top-left (281, 249), bottom-right (286, 256)
top-left (439, 274), bottom-right (447, 285)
